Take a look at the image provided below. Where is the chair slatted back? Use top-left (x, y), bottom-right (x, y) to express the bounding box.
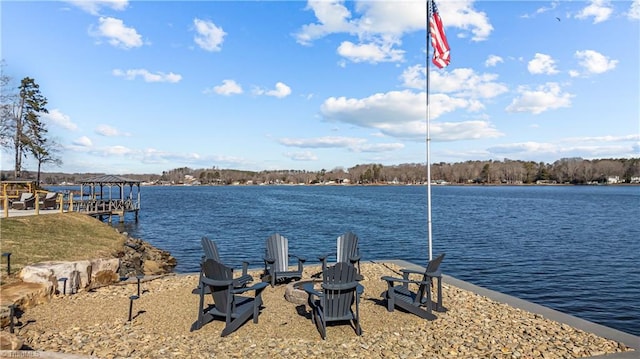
top-left (416, 253), bottom-right (445, 302)
top-left (322, 262), bottom-right (358, 319)
top-left (266, 233), bottom-right (289, 272)
top-left (201, 237), bottom-right (221, 262)
top-left (203, 259), bottom-right (233, 312)
top-left (336, 232), bottom-right (359, 263)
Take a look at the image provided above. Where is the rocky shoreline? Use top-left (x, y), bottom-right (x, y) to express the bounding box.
top-left (3, 262), bottom-right (634, 358)
top-left (117, 234), bottom-right (177, 277)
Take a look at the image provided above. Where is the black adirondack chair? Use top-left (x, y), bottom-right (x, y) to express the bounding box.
top-left (193, 237), bottom-right (253, 294)
top-left (304, 262), bottom-right (363, 339)
top-left (380, 253), bottom-right (446, 320)
top-left (318, 231), bottom-right (361, 275)
top-left (263, 233), bottom-right (306, 286)
top-left (191, 259), bottom-right (268, 336)
top-left (201, 237), bottom-right (253, 286)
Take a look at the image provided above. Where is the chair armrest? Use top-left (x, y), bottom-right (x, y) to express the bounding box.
top-left (291, 254), bottom-right (306, 262)
top-left (231, 282), bottom-right (268, 295)
top-left (201, 276), bottom-right (235, 287)
top-left (401, 268), bottom-right (442, 277)
top-left (381, 276), bottom-right (430, 286)
top-left (264, 257), bottom-right (275, 264)
top-left (302, 282), bottom-right (323, 298)
top-left (425, 269), bottom-right (442, 277)
top-left (349, 254), bottom-right (361, 262)
top-left (400, 268), bottom-right (424, 276)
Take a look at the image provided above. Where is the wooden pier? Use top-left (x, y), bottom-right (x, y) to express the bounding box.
top-left (76, 175), bottom-right (141, 223)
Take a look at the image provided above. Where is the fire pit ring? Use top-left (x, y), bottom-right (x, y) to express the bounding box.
top-left (284, 279), bottom-right (322, 305)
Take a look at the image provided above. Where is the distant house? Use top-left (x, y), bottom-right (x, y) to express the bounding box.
top-left (630, 176), bottom-right (640, 184)
top-left (607, 176), bottom-right (620, 184)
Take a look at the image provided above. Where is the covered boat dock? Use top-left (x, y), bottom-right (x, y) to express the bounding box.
top-left (76, 175), bottom-right (141, 223)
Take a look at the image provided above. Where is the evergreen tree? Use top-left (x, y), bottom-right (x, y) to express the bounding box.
top-left (11, 77), bottom-right (49, 178)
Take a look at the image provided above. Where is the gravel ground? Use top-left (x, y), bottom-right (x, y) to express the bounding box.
top-left (14, 262), bottom-right (632, 359)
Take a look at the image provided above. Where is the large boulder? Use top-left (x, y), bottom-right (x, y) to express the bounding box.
top-left (0, 281), bottom-right (54, 311)
top-left (17, 258), bottom-right (121, 293)
top-left (18, 260), bottom-right (91, 294)
top-left (89, 258), bottom-right (121, 288)
top-left (0, 331), bottom-right (23, 350)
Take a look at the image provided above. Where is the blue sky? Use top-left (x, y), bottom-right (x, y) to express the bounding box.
top-left (2, 0), bottom-right (639, 175)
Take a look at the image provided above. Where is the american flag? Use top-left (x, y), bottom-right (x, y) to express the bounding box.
top-left (429, 0), bottom-right (450, 68)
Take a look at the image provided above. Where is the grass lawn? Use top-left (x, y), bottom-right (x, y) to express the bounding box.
top-left (0, 212), bottom-right (126, 285)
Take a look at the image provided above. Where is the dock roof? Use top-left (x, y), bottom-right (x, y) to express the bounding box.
top-left (79, 175), bottom-right (141, 185)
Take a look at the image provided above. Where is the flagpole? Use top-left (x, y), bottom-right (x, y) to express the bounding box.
top-left (426, 0), bottom-right (433, 262)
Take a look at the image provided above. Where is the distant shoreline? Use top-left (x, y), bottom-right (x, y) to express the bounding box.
top-left (44, 182), bottom-right (640, 187)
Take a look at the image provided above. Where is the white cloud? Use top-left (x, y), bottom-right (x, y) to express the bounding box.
top-left (95, 124), bottom-right (131, 137)
top-left (574, 50), bottom-right (618, 75)
top-left (487, 141), bottom-right (558, 155)
top-left (629, 0), bottom-right (640, 20)
top-left (520, 1), bottom-right (560, 18)
top-left (575, 0), bottom-right (613, 24)
top-left (506, 82), bottom-right (573, 115)
top-left (65, 0), bottom-right (128, 15)
top-left (433, 121), bottom-right (503, 141)
top-left (337, 41), bottom-right (404, 63)
top-left (268, 82), bottom-right (292, 98)
top-left (527, 53), bottom-right (559, 75)
top-left (279, 136), bottom-right (404, 154)
top-left (429, 68), bottom-right (509, 99)
top-left (279, 136), bottom-right (365, 148)
top-left (440, 1), bottom-right (493, 41)
top-left (355, 143), bottom-right (404, 153)
top-left (485, 55), bottom-right (503, 67)
top-left (564, 134), bottom-right (640, 143)
top-left (91, 17), bottom-right (143, 49)
top-left (42, 109), bottom-right (77, 131)
top-left (103, 145), bottom-right (132, 155)
top-left (294, 1), bottom-right (358, 46)
top-left (209, 79), bottom-right (243, 96)
top-left (283, 151), bottom-right (318, 161)
top-left (486, 134), bottom-right (640, 160)
top-left (402, 66), bottom-right (509, 100)
top-left (319, 90), bottom-right (501, 141)
top-left (254, 82), bottom-right (292, 98)
top-left (295, 1), bottom-right (492, 64)
top-left (73, 136), bottom-right (93, 147)
top-left (112, 69), bottom-right (182, 83)
top-left (400, 64), bottom-right (425, 90)
top-left (193, 18), bottom-right (226, 52)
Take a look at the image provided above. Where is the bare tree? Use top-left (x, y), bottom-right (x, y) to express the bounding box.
top-left (0, 61), bottom-right (17, 150)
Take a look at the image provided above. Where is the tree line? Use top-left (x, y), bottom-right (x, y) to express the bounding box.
top-left (158, 158), bottom-right (639, 185)
top-left (9, 157), bottom-right (638, 186)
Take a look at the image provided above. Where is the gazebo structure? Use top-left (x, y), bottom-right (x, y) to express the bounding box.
top-left (77, 175), bottom-right (141, 223)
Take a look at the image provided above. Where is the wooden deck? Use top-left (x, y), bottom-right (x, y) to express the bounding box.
top-left (2, 197), bottom-right (139, 223)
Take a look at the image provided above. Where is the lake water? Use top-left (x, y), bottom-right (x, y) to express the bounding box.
top-left (50, 184), bottom-right (640, 336)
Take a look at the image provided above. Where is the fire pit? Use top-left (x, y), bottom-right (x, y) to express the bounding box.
top-left (284, 279), bottom-right (322, 305)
